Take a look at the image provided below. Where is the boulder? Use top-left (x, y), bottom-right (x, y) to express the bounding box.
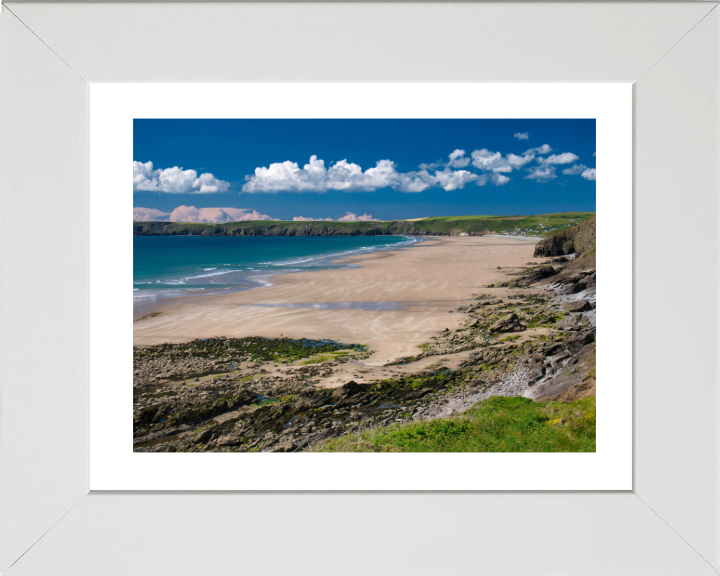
top-left (556, 283), bottom-right (583, 295)
top-left (526, 367), bottom-right (546, 385)
top-left (191, 429), bottom-right (213, 444)
top-left (490, 313), bottom-right (526, 333)
top-left (292, 394), bottom-right (328, 413)
top-left (562, 300), bottom-right (591, 313)
top-left (271, 440), bottom-right (296, 453)
top-left (216, 434), bottom-right (244, 447)
top-left (332, 380), bottom-right (363, 399)
top-left (530, 265), bottom-right (557, 280)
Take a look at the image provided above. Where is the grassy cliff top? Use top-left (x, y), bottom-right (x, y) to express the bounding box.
top-left (133, 211), bottom-right (595, 238)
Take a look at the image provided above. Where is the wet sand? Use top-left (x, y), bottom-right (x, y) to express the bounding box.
top-left (133, 236), bottom-right (541, 365)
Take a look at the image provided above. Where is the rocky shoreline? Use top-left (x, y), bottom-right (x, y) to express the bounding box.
top-left (133, 245), bottom-right (597, 453)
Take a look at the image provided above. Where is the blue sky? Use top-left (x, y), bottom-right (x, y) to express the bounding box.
top-left (133, 119), bottom-right (596, 223)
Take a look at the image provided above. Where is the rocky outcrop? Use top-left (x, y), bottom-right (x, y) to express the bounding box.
top-left (534, 216), bottom-right (596, 257)
top-left (490, 313), bottom-right (525, 333)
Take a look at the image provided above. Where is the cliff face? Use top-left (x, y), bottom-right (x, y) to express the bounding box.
top-left (533, 216), bottom-right (596, 257)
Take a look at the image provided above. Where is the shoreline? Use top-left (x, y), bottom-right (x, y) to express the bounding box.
top-left (134, 235), bottom-right (544, 365)
top-left (133, 235), bottom-right (421, 320)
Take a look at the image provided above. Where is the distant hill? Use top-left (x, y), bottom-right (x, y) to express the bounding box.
top-left (133, 212), bottom-right (595, 238)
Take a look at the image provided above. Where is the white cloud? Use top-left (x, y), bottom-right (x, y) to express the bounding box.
top-left (581, 168), bottom-right (597, 180)
top-left (394, 171), bottom-right (432, 193)
top-left (133, 161), bottom-right (230, 194)
top-left (133, 206), bottom-right (277, 223)
top-left (170, 206), bottom-right (277, 223)
top-left (539, 152), bottom-right (579, 166)
top-left (243, 155), bottom-right (405, 194)
top-left (506, 152), bottom-right (536, 169)
top-left (514, 132), bottom-right (529, 140)
top-left (431, 169), bottom-right (479, 191)
top-left (242, 155), bottom-right (490, 194)
top-left (471, 147), bottom-right (549, 175)
top-left (491, 173), bottom-right (510, 185)
top-left (240, 144), bottom-right (589, 195)
top-left (447, 149), bottom-right (470, 168)
top-left (293, 216), bottom-right (334, 222)
top-left (562, 164), bottom-right (587, 175)
top-left (562, 163), bottom-right (596, 179)
top-left (525, 167), bottom-right (557, 181)
top-left (470, 149), bottom-right (517, 173)
top-left (338, 212), bottom-right (380, 222)
top-left (528, 144), bottom-right (553, 155)
top-left (476, 173), bottom-right (511, 186)
top-left (133, 207), bottom-right (170, 221)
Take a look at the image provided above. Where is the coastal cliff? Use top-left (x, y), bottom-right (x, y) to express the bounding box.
top-left (133, 212), bottom-right (594, 239)
top-left (533, 216), bottom-right (596, 257)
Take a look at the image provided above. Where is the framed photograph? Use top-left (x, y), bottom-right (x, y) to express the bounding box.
top-left (90, 82), bottom-right (628, 491)
top-left (2, 2), bottom-right (718, 575)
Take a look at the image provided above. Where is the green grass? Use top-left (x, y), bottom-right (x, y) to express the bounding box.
top-left (314, 396), bottom-right (596, 452)
top-left (135, 336), bottom-right (365, 364)
top-left (298, 350), bottom-right (350, 365)
top-left (397, 212), bottom-right (594, 237)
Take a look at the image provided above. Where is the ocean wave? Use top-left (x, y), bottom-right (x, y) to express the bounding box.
top-left (248, 275), bottom-right (274, 288)
top-left (184, 269), bottom-right (240, 280)
top-left (134, 237), bottom-right (422, 299)
top-left (261, 238), bottom-right (415, 267)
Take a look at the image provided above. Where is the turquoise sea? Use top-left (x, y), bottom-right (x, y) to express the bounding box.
top-left (133, 235), bottom-right (417, 318)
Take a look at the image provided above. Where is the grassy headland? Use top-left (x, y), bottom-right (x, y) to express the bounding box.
top-left (133, 212), bottom-right (594, 238)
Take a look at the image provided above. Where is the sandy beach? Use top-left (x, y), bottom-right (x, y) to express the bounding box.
top-left (133, 236), bottom-right (541, 365)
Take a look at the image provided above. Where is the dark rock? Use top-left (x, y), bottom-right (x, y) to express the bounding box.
top-left (216, 434), bottom-right (244, 447)
top-left (562, 300), bottom-right (591, 313)
top-left (292, 394), bottom-right (328, 413)
top-left (332, 380), bottom-right (363, 399)
top-left (581, 331), bottom-right (596, 345)
top-left (270, 440), bottom-right (296, 453)
top-left (530, 265), bottom-right (557, 280)
top-left (527, 367), bottom-right (545, 384)
top-left (490, 313), bottom-right (526, 333)
top-left (191, 429), bottom-right (213, 444)
top-left (556, 283), bottom-right (583, 295)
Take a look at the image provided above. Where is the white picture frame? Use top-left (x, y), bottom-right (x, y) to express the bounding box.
top-left (1, 2), bottom-right (718, 574)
